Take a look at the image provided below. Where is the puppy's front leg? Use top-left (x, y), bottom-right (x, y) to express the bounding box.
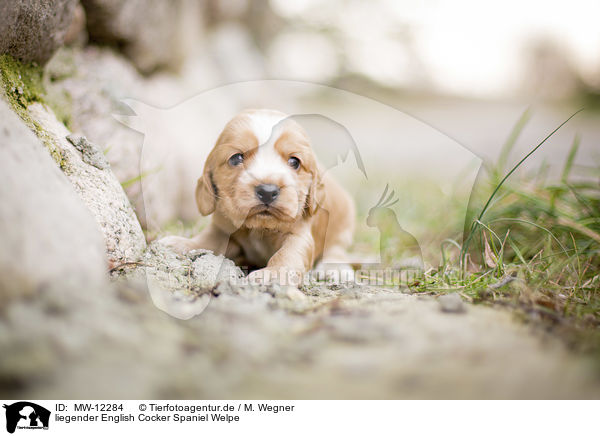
top-left (248, 229), bottom-right (314, 285)
top-left (158, 223), bottom-right (231, 255)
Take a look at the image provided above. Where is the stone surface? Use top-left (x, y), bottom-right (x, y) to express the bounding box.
top-left (0, 97), bottom-right (157, 392)
top-left (0, 98), bottom-right (108, 302)
top-left (80, 0), bottom-right (203, 73)
top-left (26, 102), bottom-right (146, 265)
top-left (66, 133), bottom-right (110, 170)
top-left (112, 242), bottom-right (243, 319)
top-left (44, 47), bottom-right (220, 230)
top-left (0, 0), bottom-right (79, 65)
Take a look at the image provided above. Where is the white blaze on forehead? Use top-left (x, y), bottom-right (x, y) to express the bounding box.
top-left (247, 111), bottom-right (287, 146)
top-left (242, 111), bottom-right (296, 186)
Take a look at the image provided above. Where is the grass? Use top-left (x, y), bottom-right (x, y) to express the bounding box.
top-left (394, 109), bottom-right (600, 353)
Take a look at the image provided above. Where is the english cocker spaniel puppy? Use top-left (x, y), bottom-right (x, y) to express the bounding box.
top-left (160, 109), bottom-right (355, 283)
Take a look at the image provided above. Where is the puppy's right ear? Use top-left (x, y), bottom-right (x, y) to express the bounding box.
top-left (196, 169), bottom-right (216, 216)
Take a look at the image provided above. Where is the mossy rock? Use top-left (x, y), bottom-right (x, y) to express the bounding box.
top-left (0, 54), bottom-right (45, 111)
top-left (0, 54), bottom-right (74, 165)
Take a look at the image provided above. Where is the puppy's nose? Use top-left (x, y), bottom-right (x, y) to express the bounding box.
top-left (255, 184), bottom-right (279, 205)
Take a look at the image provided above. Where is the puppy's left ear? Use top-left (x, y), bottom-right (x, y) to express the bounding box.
top-left (196, 169), bottom-right (216, 216)
top-left (306, 168), bottom-right (326, 216)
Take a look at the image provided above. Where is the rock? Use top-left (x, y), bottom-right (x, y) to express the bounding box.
top-left (0, 0), bottom-right (80, 65)
top-left (44, 47), bottom-right (219, 229)
top-left (26, 102), bottom-right (146, 265)
top-left (0, 97), bottom-right (149, 394)
top-left (190, 250), bottom-right (241, 290)
top-left (66, 133), bottom-right (110, 170)
top-left (112, 241), bottom-right (244, 319)
top-left (438, 293), bottom-right (466, 313)
top-left (0, 98), bottom-right (108, 301)
top-left (139, 242), bottom-right (239, 293)
top-left (0, 111), bottom-right (187, 391)
top-left (80, 0), bottom-right (204, 73)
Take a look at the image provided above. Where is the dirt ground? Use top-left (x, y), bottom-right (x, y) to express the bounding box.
top-left (4, 244), bottom-right (597, 400)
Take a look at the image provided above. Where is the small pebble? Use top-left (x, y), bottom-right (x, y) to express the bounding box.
top-left (438, 293), bottom-right (465, 313)
top-left (66, 133), bottom-right (109, 170)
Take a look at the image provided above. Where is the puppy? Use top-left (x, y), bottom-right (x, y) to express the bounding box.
top-left (160, 109), bottom-right (355, 283)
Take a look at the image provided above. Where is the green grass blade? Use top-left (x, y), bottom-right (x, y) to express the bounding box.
top-left (561, 134), bottom-right (580, 183)
top-left (460, 109), bottom-right (584, 269)
top-left (488, 217), bottom-right (570, 256)
top-left (507, 236), bottom-right (531, 272)
top-left (478, 109), bottom-right (583, 223)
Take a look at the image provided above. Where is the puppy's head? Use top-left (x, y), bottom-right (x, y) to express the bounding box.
top-left (196, 109), bottom-right (324, 230)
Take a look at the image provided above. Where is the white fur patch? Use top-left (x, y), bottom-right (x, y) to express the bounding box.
top-left (247, 111), bottom-right (286, 146)
top-left (244, 145), bottom-right (295, 185)
top-left (243, 110), bottom-right (296, 186)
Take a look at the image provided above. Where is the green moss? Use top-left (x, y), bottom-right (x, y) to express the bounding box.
top-left (34, 122), bottom-right (69, 172)
top-left (0, 53), bottom-right (74, 130)
top-left (0, 54), bottom-right (45, 111)
top-left (0, 54), bottom-right (71, 170)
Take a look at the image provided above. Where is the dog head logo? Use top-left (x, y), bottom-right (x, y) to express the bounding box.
top-left (3, 402), bottom-right (50, 433)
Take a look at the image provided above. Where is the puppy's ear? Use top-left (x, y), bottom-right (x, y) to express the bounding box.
top-left (306, 168), bottom-right (326, 216)
top-left (196, 169), bottom-right (216, 216)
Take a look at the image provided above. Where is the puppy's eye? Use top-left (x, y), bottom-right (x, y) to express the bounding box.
top-left (228, 153), bottom-right (244, 166)
top-left (287, 156), bottom-right (300, 170)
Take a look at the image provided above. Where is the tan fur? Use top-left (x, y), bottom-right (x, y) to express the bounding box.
top-left (160, 109), bottom-right (355, 282)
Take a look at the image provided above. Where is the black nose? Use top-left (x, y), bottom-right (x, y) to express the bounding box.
top-left (255, 184), bottom-right (279, 205)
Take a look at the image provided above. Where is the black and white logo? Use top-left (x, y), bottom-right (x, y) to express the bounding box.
top-left (2, 402), bottom-right (50, 434)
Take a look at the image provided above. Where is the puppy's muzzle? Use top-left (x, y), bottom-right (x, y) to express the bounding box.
top-left (255, 184), bottom-right (280, 205)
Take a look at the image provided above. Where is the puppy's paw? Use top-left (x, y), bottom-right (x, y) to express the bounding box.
top-left (313, 262), bottom-right (355, 284)
top-left (156, 235), bottom-right (197, 255)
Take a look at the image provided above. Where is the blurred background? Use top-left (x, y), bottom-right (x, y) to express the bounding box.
top-left (204, 0), bottom-right (600, 101)
top-left (196, 0), bottom-right (600, 163)
top-left (96, 0), bottom-right (600, 185)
